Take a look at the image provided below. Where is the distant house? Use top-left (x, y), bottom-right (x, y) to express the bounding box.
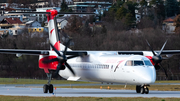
top-left (36, 7), bottom-right (61, 23)
top-left (1, 18), bottom-right (23, 25)
top-left (28, 27), bottom-right (46, 33)
top-left (89, 21), bottom-right (103, 31)
top-left (0, 16), bottom-right (6, 24)
top-left (68, 1), bottom-right (112, 14)
top-left (57, 18), bottom-right (68, 29)
top-left (45, 17), bottom-right (68, 29)
top-left (0, 17), bottom-right (23, 29)
top-left (0, 17), bottom-right (25, 35)
top-left (0, 29), bottom-right (13, 36)
top-left (162, 16), bottom-right (176, 33)
top-left (25, 20), bottom-right (48, 33)
top-left (26, 21), bottom-right (41, 27)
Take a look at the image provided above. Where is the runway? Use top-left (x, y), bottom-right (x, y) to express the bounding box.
top-left (0, 85), bottom-right (180, 97)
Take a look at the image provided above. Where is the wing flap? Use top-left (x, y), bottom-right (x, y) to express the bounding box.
top-left (67, 76), bottom-right (81, 81)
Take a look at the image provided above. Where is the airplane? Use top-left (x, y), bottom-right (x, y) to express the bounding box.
top-left (1, 9), bottom-right (180, 94)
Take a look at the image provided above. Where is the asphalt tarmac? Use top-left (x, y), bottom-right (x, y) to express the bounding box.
top-left (0, 84), bottom-right (180, 97)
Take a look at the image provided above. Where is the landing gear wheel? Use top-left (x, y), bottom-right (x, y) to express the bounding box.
top-left (43, 84), bottom-right (49, 93)
top-left (145, 88), bottom-right (149, 94)
top-left (49, 84), bottom-right (54, 93)
top-left (136, 85), bottom-right (141, 93)
top-left (140, 87), bottom-right (145, 94)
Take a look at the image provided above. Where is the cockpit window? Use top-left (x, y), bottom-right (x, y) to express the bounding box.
top-left (125, 60), bottom-right (153, 66)
top-left (125, 60), bottom-right (133, 66)
top-left (134, 61), bottom-right (144, 66)
top-left (144, 60), bottom-right (153, 66)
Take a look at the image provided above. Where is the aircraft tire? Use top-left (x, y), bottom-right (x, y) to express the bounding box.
top-left (43, 84), bottom-right (49, 93)
top-left (136, 85), bottom-right (141, 93)
top-left (140, 87), bottom-right (145, 94)
top-left (145, 88), bottom-right (149, 94)
top-left (49, 84), bottom-right (54, 93)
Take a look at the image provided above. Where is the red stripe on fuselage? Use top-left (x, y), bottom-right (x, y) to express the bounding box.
top-left (114, 60), bottom-right (125, 72)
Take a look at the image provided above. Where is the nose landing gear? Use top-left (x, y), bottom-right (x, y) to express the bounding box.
top-left (136, 85), bottom-right (149, 94)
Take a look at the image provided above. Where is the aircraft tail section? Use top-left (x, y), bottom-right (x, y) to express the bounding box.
top-left (46, 9), bottom-right (60, 51)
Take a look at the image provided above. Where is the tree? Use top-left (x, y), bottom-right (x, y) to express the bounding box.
top-left (103, 7), bottom-right (117, 22)
top-left (116, 6), bottom-right (128, 20)
top-left (174, 14), bottom-right (180, 34)
top-left (116, 0), bottom-right (124, 7)
top-left (124, 13), bottom-right (135, 28)
top-left (80, 21), bottom-right (92, 36)
top-left (60, 0), bottom-right (72, 12)
top-left (165, 0), bottom-right (179, 17)
top-left (65, 15), bottom-right (83, 34)
top-left (150, 0), bottom-right (165, 21)
top-left (126, 1), bottom-right (138, 17)
top-left (140, 0), bottom-right (147, 7)
top-left (101, 25), bottom-right (107, 34)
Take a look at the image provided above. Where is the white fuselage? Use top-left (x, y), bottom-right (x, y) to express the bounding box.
top-left (60, 51), bottom-right (156, 85)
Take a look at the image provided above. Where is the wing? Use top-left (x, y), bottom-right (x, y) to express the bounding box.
top-left (118, 50), bottom-right (180, 57)
top-left (0, 49), bottom-right (87, 56)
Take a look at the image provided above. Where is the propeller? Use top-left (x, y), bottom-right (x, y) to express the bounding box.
top-left (43, 39), bottom-right (76, 77)
top-left (146, 40), bottom-right (168, 78)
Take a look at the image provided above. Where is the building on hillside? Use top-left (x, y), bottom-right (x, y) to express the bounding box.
top-left (25, 20), bottom-right (47, 33)
top-left (1, 18), bottom-right (23, 25)
top-left (89, 21), bottom-right (103, 32)
top-left (0, 17), bottom-right (25, 35)
top-left (36, 7), bottom-right (61, 23)
top-left (44, 17), bottom-right (68, 29)
top-left (26, 20), bottom-right (41, 27)
top-left (68, 1), bottom-right (112, 15)
top-left (0, 3), bottom-right (8, 16)
top-left (28, 27), bottom-right (46, 33)
top-left (0, 16), bottom-right (6, 22)
top-left (0, 29), bottom-right (13, 36)
top-left (162, 16), bottom-right (176, 33)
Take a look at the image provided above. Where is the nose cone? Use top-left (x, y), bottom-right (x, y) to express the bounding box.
top-left (137, 66), bottom-right (156, 84)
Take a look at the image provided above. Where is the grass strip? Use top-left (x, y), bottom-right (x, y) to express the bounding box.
top-left (0, 78), bottom-right (98, 84)
top-left (0, 96), bottom-right (179, 101)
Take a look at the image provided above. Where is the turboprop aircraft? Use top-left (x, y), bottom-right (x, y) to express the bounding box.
top-left (1, 9), bottom-right (180, 94)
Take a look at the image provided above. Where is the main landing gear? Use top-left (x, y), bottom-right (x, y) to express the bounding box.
top-left (43, 73), bottom-right (54, 93)
top-left (136, 85), bottom-right (149, 94)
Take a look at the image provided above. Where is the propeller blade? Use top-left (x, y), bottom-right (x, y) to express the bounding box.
top-left (54, 63), bottom-right (61, 77)
top-left (158, 40), bottom-right (168, 56)
top-left (146, 40), bottom-right (156, 56)
top-left (49, 41), bottom-right (62, 56)
top-left (64, 39), bottom-right (71, 56)
top-left (42, 58), bottom-right (59, 63)
top-left (67, 55), bottom-right (79, 59)
top-left (159, 63), bottom-right (168, 79)
top-left (54, 16), bottom-right (61, 43)
top-left (65, 62), bottom-right (75, 76)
